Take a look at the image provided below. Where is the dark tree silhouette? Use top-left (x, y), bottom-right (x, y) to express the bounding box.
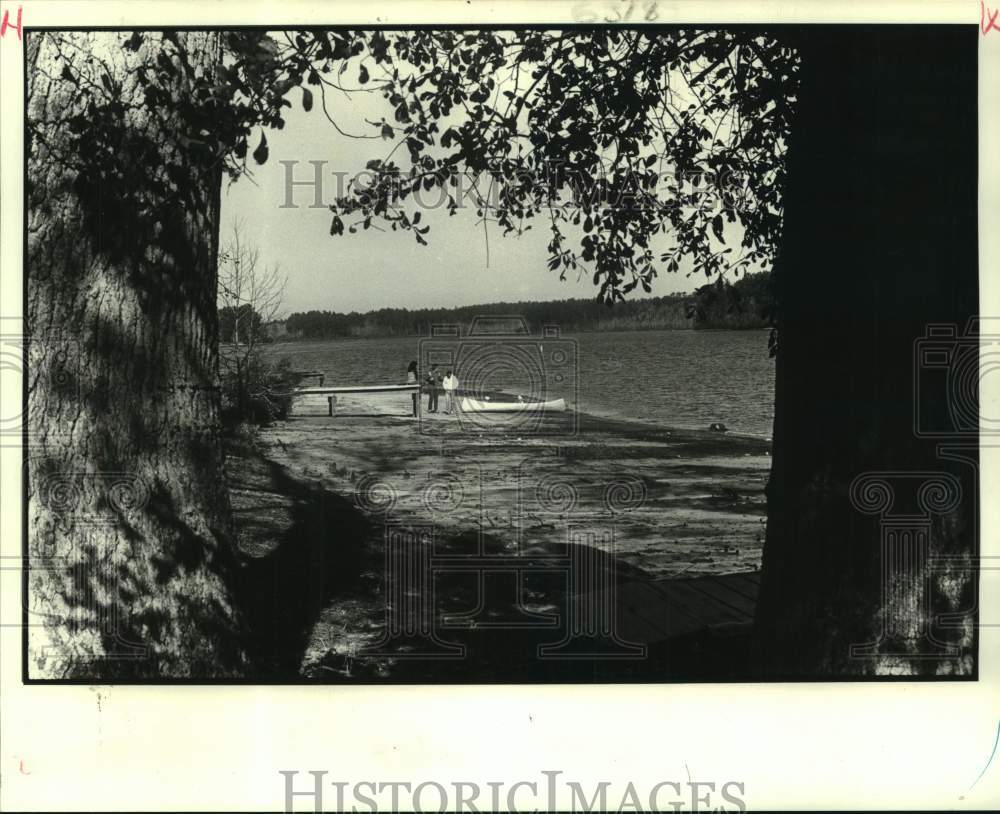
top-left (754, 28), bottom-right (977, 677)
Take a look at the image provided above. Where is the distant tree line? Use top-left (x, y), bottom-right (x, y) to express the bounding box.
top-left (282, 273), bottom-right (773, 339)
top-left (686, 271), bottom-right (776, 330)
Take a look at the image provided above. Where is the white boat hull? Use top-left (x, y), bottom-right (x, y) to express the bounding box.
top-left (460, 397), bottom-right (567, 413)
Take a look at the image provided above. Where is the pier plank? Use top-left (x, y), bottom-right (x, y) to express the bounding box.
top-left (688, 576), bottom-right (759, 617)
top-left (584, 571), bottom-right (762, 646)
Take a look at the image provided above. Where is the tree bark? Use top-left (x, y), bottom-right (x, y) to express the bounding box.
top-left (26, 32), bottom-right (247, 677)
top-left (755, 27), bottom-right (979, 676)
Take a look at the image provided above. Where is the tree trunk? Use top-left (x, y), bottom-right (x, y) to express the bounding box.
top-left (26, 32), bottom-right (247, 677)
top-left (755, 27), bottom-right (979, 676)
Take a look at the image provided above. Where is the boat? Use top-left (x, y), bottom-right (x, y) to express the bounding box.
top-left (460, 397), bottom-right (567, 413)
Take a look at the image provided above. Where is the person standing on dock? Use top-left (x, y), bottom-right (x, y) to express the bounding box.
top-left (442, 369), bottom-right (459, 414)
top-left (425, 364), bottom-right (441, 413)
top-left (406, 360), bottom-right (419, 417)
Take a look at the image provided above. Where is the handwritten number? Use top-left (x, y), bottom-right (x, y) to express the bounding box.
top-left (572, 1), bottom-right (659, 24)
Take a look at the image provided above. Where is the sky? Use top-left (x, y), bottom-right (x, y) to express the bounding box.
top-left (219, 58), bottom-right (707, 317)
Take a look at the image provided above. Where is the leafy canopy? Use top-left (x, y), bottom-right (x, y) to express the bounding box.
top-left (277, 30), bottom-right (798, 301)
top-left (33, 29), bottom-right (798, 302)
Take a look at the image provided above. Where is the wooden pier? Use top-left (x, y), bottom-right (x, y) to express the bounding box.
top-left (578, 570), bottom-right (760, 645)
top-left (292, 383), bottom-right (422, 416)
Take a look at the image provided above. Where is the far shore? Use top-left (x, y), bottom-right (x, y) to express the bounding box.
top-left (226, 390), bottom-right (771, 678)
top-left (257, 324), bottom-right (772, 344)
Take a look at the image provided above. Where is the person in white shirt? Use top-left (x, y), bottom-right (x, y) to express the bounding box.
top-left (442, 369), bottom-right (459, 414)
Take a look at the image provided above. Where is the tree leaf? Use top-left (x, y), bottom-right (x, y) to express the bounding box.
top-left (359, 64), bottom-right (370, 84)
top-left (273, 78), bottom-right (296, 98)
top-left (302, 88), bottom-right (313, 112)
top-left (711, 213), bottom-right (725, 243)
top-left (252, 132), bottom-right (269, 165)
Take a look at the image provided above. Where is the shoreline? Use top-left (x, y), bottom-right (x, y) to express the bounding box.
top-left (227, 392), bottom-right (772, 677)
top-left (291, 382), bottom-right (773, 443)
top-left (259, 328), bottom-right (777, 441)
top-left (246, 391), bottom-right (773, 583)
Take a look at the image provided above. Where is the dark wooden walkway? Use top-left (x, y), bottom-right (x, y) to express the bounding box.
top-left (584, 571), bottom-right (761, 646)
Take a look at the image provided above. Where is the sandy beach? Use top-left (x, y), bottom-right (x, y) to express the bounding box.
top-left (226, 390), bottom-right (772, 680)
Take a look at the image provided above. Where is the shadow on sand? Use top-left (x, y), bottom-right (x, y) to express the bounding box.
top-left (227, 436), bottom-right (757, 682)
top-left (230, 442), bottom-right (373, 677)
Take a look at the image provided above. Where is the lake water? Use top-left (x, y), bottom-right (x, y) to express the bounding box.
top-left (264, 329), bottom-right (776, 438)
